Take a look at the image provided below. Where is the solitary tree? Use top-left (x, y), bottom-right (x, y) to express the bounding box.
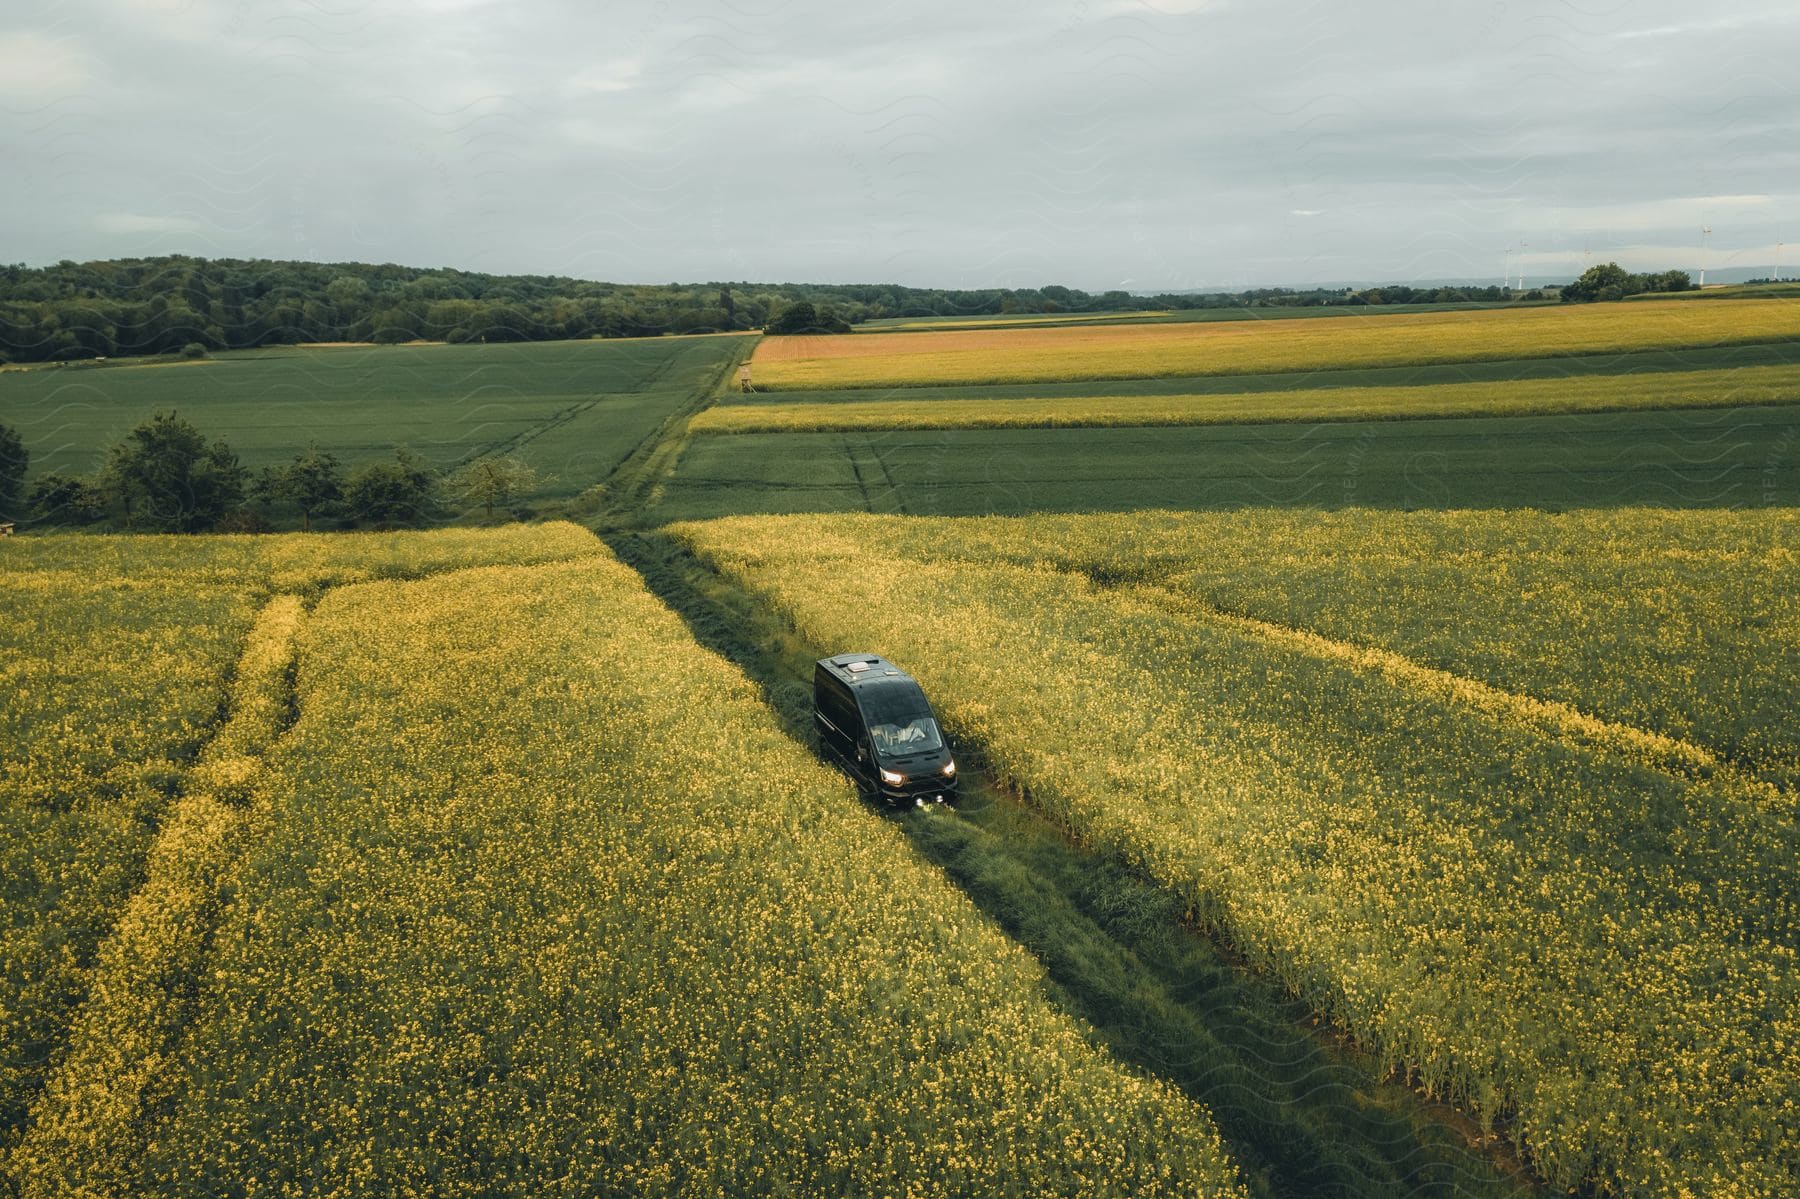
top-left (1561, 262), bottom-right (1635, 303)
top-left (257, 446), bottom-right (344, 530)
top-left (765, 301), bottom-right (820, 335)
top-left (101, 411), bottom-right (248, 531)
top-left (344, 449), bottom-right (437, 527)
top-left (0, 421), bottom-right (26, 518)
top-left (766, 301), bottom-right (853, 334)
top-left (444, 454), bottom-right (545, 517)
top-left (1561, 262), bottom-right (1695, 303)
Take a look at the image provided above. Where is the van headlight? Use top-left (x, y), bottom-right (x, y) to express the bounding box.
top-left (942, 760), bottom-right (956, 776)
top-left (879, 768), bottom-right (905, 785)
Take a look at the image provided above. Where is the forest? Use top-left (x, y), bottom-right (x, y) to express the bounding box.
top-left (0, 256), bottom-right (1526, 362)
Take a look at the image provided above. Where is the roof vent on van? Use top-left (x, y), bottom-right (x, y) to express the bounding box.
top-left (846, 661), bottom-right (871, 673)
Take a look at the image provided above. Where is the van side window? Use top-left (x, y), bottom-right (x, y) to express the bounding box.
top-left (820, 679), bottom-right (857, 735)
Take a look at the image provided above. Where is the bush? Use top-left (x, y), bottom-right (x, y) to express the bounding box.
top-left (443, 455), bottom-right (545, 516)
top-left (27, 474), bottom-right (107, 524)
top-left (344, 449), bottom-right (438, 527)
top-left (180, 343), bottom-right (208, 360)
top-left (255, 448), bottom-right (344, 531)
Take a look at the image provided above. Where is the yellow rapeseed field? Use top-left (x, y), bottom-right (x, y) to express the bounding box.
top-left (675, 510), bottom-right (1800, 1199)
top-left (694, 362), bottom-right (1800, 434)
top-left (7, 532), bottom-right (1246, 1198)
top-left (876, 507), bottom-right (1800, 788)
top-left (749, 298), bottom-right (1800, 389)
top-left (2, 545), bottom-right (256, 1154)
top-left (0, 527), bottom-right (602, 1160)
top-left (12, 595), bottom-right (307, 1188)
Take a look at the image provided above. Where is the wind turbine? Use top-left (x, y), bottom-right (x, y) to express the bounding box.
top-left (1700, 226), bottom-right (1712, 286)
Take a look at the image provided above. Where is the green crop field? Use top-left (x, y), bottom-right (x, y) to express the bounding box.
top-left (650, 403), bottom-right (1800, 521)
top-left (2, 335), bottom-right (748, 499)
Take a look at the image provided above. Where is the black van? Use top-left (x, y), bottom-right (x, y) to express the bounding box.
top-left (813, 655), bottom-right (958, 805)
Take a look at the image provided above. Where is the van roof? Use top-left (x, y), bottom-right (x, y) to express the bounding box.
top-left (817, 654), bottom-right (911, 687)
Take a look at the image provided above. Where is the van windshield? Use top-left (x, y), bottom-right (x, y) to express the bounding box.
top-left (860, 681), bottom-right (943, 757)
top-left (870, 716), bottom-right (943, 757)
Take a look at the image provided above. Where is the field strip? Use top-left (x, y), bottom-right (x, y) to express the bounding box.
top-left (613, 334), bottom-right (758, 518)
top-left (749, 298), bottom-right (1800, 391)
top-left (9, 595), bottom-right (307, 1193)
top-left (691, 364), bottom-right (1800, 434)
top-left (456, 344), bottom-right (689, 469)
top-left (1130, 583), bottom-right (1795, 805)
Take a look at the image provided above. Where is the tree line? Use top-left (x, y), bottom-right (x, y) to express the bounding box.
top-left (0, 256), bottom-right (1566, 362)
top-left (0, 414), bottom-right (545, 532)
top-left (0, 254), bottom-right (1703, 362)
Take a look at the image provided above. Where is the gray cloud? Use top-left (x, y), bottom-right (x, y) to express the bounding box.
top-left (4, 0), bottom-right (1797, 288)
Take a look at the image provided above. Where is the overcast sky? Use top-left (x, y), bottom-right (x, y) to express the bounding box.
top-left (4, 0), bottom-right (1798, 290)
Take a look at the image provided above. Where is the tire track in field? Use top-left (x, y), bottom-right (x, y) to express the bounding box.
top-left (452, 340), bottom-right (684, 469)
top-left (7, 594), bottom-right (309, 1198)
top-left (866, 437), bottom-right (906, 514)
top-left (456, 395), bottom-right (605, 467)
top-left (4, 549), bottom-right (611, 1197)
top-left (1124, 582), bottom-right (1796, 808)
top-left (844, 433), bottom-right (876, 512)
